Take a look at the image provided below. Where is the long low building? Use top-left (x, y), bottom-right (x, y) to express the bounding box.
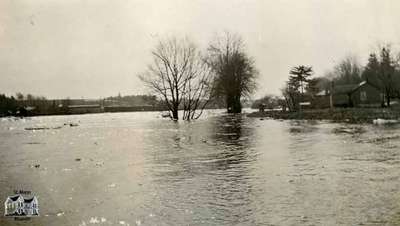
top-left (68, 104), bottom-right (103, 114)
top-left (104, 105), bottom-right (162, 112)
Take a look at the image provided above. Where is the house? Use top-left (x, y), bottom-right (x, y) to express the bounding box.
top-left (22, 197), bottom-right (39, 216)
top-left (4, 195), bottom-right (24, 216)
top-left (4, 194), bottom-right (39, 217)
top-left (350, 81), bottom-right (383, 107)
top-left (313, 80), bottom-right (383, 108)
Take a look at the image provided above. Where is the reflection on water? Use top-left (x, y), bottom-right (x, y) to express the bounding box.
top-left (1, 112), bottom-right (400, 225)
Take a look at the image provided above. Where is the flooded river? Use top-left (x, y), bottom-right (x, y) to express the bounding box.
top-left (1, 111), bottom-right (400, 225)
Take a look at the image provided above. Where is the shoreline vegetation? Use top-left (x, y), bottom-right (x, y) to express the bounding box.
top-left (4, 40), bottom-right (400, 123)
top-left (247, 108), bottom-right (400, 123)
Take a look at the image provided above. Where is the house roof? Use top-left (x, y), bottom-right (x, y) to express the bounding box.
top-left (24, 197), bottom-right (36, 203)
top-left (333, 80), bottom-right (381, 95)
top-left (332, 84), bottom-right (359, 95)
top-left (9, 195), bottom-right (22, 202)
top-left (316, 90), bottom-right (329, 96)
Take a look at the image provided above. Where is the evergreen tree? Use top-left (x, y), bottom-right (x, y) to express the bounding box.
top-left (289, 65), bottom-right (313, 94)
top-left (362, 53), bottom-right (380, 87)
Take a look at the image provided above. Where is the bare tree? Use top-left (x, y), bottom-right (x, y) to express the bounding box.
top-left (362, 46), bottom-right (399, 107)
top-left (139, 37), bottom-right (214, 120)
top-left (281, 79), bottom-right (301, 112)
top-left (16, 92), bottom-right (24, 101)
top-left (207, 32), bottom-right (257, 113)
top-left (331, 55), bottom-right (362, 85)
top-left (378, 47), bottom-right (397, 107)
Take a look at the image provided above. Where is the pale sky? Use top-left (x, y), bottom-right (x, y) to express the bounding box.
top-left (1, 0), bottom-right (400, 99)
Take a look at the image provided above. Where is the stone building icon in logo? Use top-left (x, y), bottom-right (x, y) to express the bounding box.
top-left (4, 194), bottom-right (39, 217)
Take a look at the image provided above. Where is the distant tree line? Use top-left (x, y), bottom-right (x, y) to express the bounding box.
top-left (0, 91), bottom-right (228, 117)
top-left (0, 93), bottom-right (70, 116)
top-left (0, 93), bottom-right (161, 117)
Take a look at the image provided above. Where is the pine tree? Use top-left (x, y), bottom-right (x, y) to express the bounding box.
top-left (289, 65), bottom-right (313, 95)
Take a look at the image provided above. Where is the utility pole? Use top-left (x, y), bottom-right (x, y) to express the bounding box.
top-left (330, 81), bottom-right (334, 109)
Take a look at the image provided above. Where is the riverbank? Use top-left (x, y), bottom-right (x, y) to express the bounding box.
top-left (247, 108), bottom-right (400, 123)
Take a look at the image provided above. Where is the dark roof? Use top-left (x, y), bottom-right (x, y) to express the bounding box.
top-left (332, 84), bottom-right (358, 95)
top-left (24, 197), bottom-right (35, 203)
top-left (9, 195), bottom-right (22, 201)
top-left (332, 81), bottom-right (381, 95)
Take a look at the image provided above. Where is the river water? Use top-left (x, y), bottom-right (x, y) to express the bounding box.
top-left (1, 110), bottom-right (400, 226)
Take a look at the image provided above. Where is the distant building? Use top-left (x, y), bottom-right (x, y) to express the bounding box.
top-left (104, 105), bottom-right (156, 112)
top-left (15, 106), bottom-right (36, 117)
top-left (313, 80), bottom-right (383, 108)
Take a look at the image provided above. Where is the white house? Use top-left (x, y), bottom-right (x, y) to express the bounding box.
top-left (4, 194), bottom-right (24, 216)
top-left (4, 194), bottom-right (39, 217)
top-left (23, 197), bottom-right (39, 216)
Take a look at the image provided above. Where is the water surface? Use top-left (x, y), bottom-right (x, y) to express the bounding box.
top-left (1, 111), bottom-right (400, 225)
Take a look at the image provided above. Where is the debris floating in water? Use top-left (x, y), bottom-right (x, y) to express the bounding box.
top-left (56, 211), bottom-right (64, 217)
top-left (24, 142), bottom-right (43, 145)
top-left (333, 126), bottom-right (365, 135)
top-left (30, 164), bottom-right (40, 169)
top-left (63, 122), bottom-right (79, 127)
top-left (25, 125), bottom-right (65, 130)
top-left (25, 127), bottom-right (51, 130)
top-left (373, 118), bottom-right (398, 125)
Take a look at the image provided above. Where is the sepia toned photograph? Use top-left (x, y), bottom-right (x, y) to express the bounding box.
top-left (1, 0), bottom-right (400, 225)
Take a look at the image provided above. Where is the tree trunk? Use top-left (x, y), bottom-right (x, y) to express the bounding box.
top-left (226, 95), bottom-right (241, 113)
top-left (226, 95), bottom-right (233, 113)
top-left (232, 96), bottom-right (242, 113)
top-left (386, 92), bottom-right (391, 107)
top-left (172, 105), bottom-right (179, 120)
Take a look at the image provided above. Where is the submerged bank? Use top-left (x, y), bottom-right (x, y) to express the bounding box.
top-left (247, 108), bottom-right (400, 123)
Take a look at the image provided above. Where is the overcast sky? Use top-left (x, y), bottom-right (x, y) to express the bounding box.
top-left (1, 0), bottom-right (400, 99)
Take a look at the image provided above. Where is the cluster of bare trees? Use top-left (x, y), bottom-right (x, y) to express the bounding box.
top-left (362, 47), bottom-right (400, 107)
top-left (140, 33), bottom-right (257, 120)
